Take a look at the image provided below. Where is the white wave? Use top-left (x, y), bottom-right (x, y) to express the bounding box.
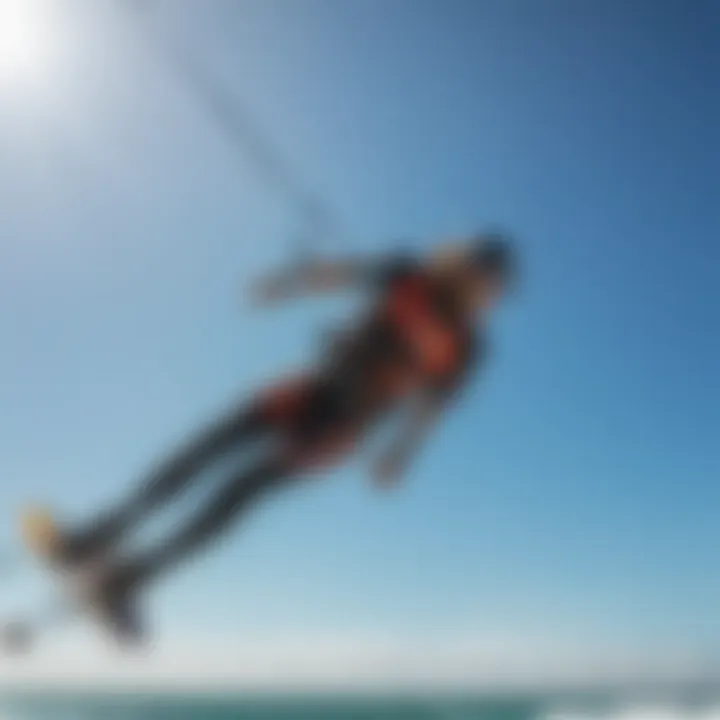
top-left (545, 703), bottom-right (720, 720)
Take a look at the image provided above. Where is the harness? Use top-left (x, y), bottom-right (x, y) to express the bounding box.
top-left (383, 273), bottom-right (466, 381)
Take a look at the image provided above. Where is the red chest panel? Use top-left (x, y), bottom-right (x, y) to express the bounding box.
top-left (384, 276), bottom-right (462, 377)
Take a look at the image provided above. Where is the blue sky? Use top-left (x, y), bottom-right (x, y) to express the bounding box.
top-left (0, 0), bottom-right (718, 684)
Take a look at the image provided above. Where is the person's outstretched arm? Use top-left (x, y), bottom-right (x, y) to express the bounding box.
top-left (249, 253), bottom-right (416, 306)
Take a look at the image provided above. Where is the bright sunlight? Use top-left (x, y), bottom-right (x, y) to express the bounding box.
top-left (0, 0), bottom-right (57, 92)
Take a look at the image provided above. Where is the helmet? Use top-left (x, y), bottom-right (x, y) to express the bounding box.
top-left (469, 230), bottom-right (518, 287)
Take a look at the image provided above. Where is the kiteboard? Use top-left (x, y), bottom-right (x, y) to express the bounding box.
top-left (0, 508), bottom-right (144, 655)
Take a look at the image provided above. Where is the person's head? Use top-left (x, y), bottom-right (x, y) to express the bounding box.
top-left (462, 231), bottom-right (518, 311)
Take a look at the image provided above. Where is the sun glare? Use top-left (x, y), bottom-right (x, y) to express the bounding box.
top-left (0, 0), bottom-right (56, 91)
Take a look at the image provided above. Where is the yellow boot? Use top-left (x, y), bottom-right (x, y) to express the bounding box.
top-left (21, 507), bottom-right (62, 563)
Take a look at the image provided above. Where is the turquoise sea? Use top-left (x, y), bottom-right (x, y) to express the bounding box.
top-left (1, 691), bottom-right (719, 720)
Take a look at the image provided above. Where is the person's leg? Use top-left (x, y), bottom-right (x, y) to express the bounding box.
top-left (91, 376), bottom-right (364, 598)
top-left (61, 404), bottom-right (268, 564)
top-left (108, 430), bottom-right (364, 597)
top-left (99, 454), bottom-right (291, 595)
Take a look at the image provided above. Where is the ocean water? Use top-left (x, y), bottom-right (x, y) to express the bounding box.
top-left (1, 692), bottom-right (719, 720)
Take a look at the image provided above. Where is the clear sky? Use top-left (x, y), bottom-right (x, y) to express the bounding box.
top-left (0, 0), bottom-right (718, 687)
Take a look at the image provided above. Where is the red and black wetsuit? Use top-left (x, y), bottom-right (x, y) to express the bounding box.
top-left (258, 257), bottom-right (482, 469)
top-left (62, 256), bottom-right (484, 598)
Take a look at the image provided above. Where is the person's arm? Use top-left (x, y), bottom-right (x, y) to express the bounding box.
top-left (372, 335), bottom-right (480, 488)
top-left (371, 391), bottom-right (446, 488)
top-left (249, 253), bottom-right (417, 306)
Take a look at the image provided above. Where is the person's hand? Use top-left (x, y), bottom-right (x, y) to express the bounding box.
top-left (372, 452), bottom-right (406, 489)
top-left (248, 274), bottom-right (289, 307)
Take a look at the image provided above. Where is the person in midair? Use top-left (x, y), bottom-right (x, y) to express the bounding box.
top-left (24, 231), bottom-right (518, 643)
